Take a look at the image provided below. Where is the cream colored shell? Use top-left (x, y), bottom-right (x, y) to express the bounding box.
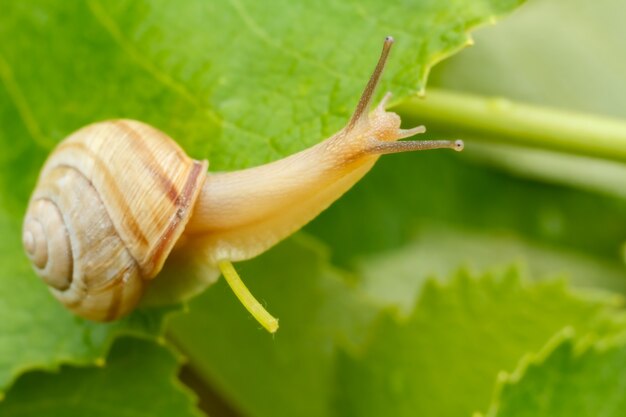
top-left (22, 120), bottom-right (207, 321)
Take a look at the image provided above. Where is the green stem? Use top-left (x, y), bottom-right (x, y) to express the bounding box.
top-left (218, 260), bottom-right (279, 334)
top-left (394, 89), bottom-right (626, 163)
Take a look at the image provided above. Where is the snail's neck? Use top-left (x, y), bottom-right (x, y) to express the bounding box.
top-left (181, 98), bottom-right (461, 263)
top-left (183, 129), bottom-right (379, 263)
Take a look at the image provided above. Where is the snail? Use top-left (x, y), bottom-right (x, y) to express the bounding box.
top-left (22, 37), bottom-right (463, 332)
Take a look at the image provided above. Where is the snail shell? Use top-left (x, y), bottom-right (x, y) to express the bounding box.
top-left (22, 120), bottom-right (207, 321)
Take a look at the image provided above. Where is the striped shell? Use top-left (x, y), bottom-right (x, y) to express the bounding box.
top-left (22, 120), bottom-right (207, 321)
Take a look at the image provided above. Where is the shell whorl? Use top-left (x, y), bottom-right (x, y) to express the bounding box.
top-left (23, 199), bottom-right (73, 290)
top-left (22, 120), bottom-right (207, 321)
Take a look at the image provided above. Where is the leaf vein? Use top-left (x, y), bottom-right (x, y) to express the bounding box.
top-left (0, 54), bottom-right (51, 149)
top-left (86, 0), bottom-right (271, 144)
top-left (226, 0), bottom-right (348, 80)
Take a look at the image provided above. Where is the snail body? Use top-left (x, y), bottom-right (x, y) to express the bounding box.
top-left (22, 37), bottom-right (463, 326)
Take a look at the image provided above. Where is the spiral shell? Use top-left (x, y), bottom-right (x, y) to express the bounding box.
top-left (22, 120), bottom-right (207, 321)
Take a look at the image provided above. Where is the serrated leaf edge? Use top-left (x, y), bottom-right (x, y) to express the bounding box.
top-left (480, 326), bottom-right (626, 417)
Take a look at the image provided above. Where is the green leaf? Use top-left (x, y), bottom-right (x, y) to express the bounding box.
top-left (168, 236), bottom-right (379, 417)
top-left (0, 337), bottom-right (203, 417)
top-left (0, 0), bottom-right (526, 400)
top-left (486, 334), bottom-right (626, 417)
top-left (333, 271), bottom-right (624, 417)
top-left (357, 226), bottom-right (626, 314)
top-left (0, 0), bottom-right (524, 184)
top-left (170, 235), bottom-right (625, 417)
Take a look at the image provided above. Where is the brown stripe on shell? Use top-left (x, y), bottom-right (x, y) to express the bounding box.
top-left (101, 265), bottom-right (135, 321)
top-left (53, 143), bottom-right (150, 248)
top-left (113, 120), bottom-right (181, 203)
top-left (66, 264), bottom-right (139, 321)
top-left (148, 161), bottom-right (204, 275)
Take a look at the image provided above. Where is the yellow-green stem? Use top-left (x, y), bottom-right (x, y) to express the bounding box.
top-left (395, 89), bottom-right (626, 163)
top-left (218, 260), bottom-right (279, 334)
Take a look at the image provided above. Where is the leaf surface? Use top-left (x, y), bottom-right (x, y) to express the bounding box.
top-left (334, 271), bottom-right (624, 417)
top-left (168, 236), bottom-right (379, 417)
top-left (486, 335), bottom-right (626, 417)
top-left (0, 338), bottom-right (203, 417)
top-left (170, 238), bottom-right (624, 417)
top-left (0, 0), bottom-right (525, 401)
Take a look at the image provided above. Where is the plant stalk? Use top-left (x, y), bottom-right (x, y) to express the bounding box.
top-left (394, 89), bottom-right (626, 163)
